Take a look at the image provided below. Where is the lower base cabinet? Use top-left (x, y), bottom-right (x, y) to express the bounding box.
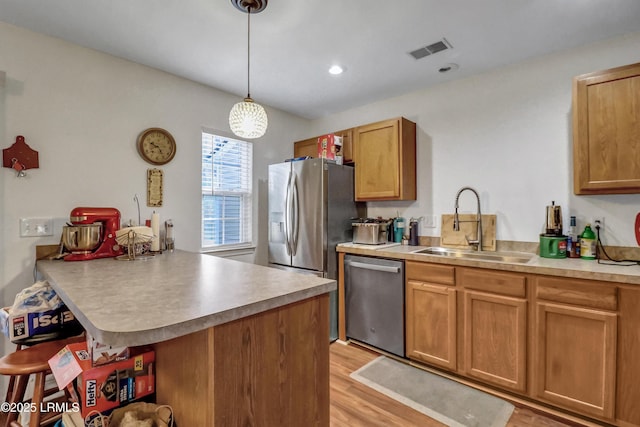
top-left (406, 280), bottom-right (457, 370)
top-left (462, 290), bottom-right (527, 393)
top-left (387, 258), bottom-right (638, 426)
top-left (534, 301), bottom-right (617, 420)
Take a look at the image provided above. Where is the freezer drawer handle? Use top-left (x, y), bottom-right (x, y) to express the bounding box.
top-left (348, 261), bottom-right (400, 274)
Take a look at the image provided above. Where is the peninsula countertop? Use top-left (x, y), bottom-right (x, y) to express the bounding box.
top-left (37, 250), bottom-right (336, 346)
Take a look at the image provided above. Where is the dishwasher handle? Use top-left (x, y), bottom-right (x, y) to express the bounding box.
top-left (347, 261), bottom-right (400, 274)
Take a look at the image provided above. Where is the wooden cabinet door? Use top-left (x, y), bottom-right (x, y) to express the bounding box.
top-left (617, 287), bottom-right (640, 426)
top-left (462, 290), bottom-right (527, 392)
top-left (406, 280), bottom-right (457, 371)
top-left (293, 137), bottom-right (317, 158)
top-left (534, 301), bottom-right (616, 420)
top-left (573, 62), bottom-right (640, 194)
top-left (354, 117), bottom-right (416, 201)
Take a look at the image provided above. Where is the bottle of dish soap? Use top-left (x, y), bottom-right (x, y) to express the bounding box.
top-left (580, 224), bottom-right (596, 260)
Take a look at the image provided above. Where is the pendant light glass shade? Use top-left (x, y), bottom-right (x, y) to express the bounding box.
top-left (229, 0), bottom-right (268, 139)
top-left (229, 97), bottom-right (268, 139)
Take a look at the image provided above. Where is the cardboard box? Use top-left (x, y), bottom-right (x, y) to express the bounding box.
top-left (0, 305), bottom-right (80, 343)
top-left (48, 342), bottom-right (155, 418)
top-left (317, 134), bottom-right (342, 161)
top-left (87, 334), bottom-right (130, 366)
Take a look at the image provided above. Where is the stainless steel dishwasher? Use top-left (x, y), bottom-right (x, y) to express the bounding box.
top-left (344, 254), bottom-right (405, 357)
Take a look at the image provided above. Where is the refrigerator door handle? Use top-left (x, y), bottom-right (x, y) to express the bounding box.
top-left (291, 172), bottom-right (299, 256)
top-left (284, 170), bottom-right (293, 256)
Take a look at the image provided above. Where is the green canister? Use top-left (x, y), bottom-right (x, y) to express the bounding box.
top-left (580, 224), bottom-right (597, 259)
top-left (539, 235), bottom-right (567, 258)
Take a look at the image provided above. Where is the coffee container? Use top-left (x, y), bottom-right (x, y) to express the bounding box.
top-left (539, 235), bottom-right (567, 258)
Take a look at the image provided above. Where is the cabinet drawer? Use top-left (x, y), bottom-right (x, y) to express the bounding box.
top-left (535, 276), bottom-right (617, 311)
top-left (406, 261), bottom-right (455, 285)
top-left (458, 267), bottom-right (526, 297)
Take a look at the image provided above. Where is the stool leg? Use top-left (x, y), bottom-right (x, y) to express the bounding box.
top-left (28, 372), bottom-right (45, 427)
top-left (5, 375), bottom-right (28, 427)
top-left (7, 375), bottom-right (27, 404)
top-left (3, 345), bottom-right (22, 405)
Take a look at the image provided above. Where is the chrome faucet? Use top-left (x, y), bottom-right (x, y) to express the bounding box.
top-left (453, 186), bottom-right (483, 251)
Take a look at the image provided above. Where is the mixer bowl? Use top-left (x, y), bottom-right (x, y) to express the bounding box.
top-left (63, 224), bottom-right (102, 253)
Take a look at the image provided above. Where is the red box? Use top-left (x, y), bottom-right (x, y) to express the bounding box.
top-left (48, 342), bottom-right (155, 418)
top-left (317, 134), bottom-right (342, 160)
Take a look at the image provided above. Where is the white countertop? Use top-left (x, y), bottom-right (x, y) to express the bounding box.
top-left (337, 243), bottom-right (640, 285)
top-left (37, 250), bottom-right (336, 346)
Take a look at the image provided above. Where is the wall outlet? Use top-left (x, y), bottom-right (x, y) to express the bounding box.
top-left (592, 217), bottom-right (605, 233)
top-left (20, 217), bottom-right (54, 237)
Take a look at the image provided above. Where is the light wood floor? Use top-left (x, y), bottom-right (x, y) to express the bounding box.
top-left (330, 342), bottom-right (575, 427)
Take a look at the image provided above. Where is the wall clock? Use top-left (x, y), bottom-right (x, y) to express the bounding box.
top-left (137, 128), bottom-right (176, 165)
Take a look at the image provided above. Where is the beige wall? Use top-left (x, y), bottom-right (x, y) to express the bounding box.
top-left (0, 21), bottom-right (310, 310)
top-left (309, 31), bottom-right (640, 247)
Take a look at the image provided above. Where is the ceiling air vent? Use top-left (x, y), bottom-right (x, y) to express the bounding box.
top-left (409, 38), bottom-right (452, 60)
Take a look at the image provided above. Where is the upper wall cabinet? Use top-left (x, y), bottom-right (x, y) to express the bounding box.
top-left (573, 62), bottom-right (640, 195)
top-left (354, 117), bottom-right (416, 201)
top-left (293, 137), bottom-right (318, 159)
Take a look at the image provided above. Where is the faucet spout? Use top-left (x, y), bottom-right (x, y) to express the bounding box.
top-left (453, 186), bottom-right (483, 251)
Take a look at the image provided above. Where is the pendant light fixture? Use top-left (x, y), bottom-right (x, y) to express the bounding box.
top-left (229, 0), bottom-right (268, 139)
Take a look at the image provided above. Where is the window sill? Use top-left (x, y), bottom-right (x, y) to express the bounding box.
top-left (201, 245), bottom-right (256, 258)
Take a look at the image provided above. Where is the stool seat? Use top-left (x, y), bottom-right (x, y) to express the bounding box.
top-left (0, 335), bottom-right (85, 375)
top-left (0, 334), bottom-right (85, 427)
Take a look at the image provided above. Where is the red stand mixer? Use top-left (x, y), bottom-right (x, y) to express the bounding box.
top-left (63, 207), bottom-right (124, 261)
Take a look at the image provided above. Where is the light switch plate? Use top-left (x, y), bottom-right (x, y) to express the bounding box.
top-left (20, 218), bottom-right (54, 237)
top-left (424, 215), bottom-right (437, 228)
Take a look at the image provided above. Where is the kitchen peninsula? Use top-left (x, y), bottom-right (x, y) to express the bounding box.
top-left (37, 250), bottom-right (334, 426)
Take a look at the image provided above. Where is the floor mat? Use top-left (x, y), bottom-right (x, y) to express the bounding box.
top-left (350, 356), bottom-right (514, 427)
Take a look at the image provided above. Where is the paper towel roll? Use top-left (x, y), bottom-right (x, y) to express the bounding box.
top-left (151, 212), bottom-right (160, 252)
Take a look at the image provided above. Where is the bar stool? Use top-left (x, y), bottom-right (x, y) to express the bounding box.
top-left (0, 335), bottom-right (85, 427)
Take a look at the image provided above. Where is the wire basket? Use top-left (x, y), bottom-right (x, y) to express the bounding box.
top-left (115, 226), bottom-right (155, 261)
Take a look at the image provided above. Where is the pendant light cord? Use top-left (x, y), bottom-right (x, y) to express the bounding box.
top-left (246, 6), bottom-right (251, 99)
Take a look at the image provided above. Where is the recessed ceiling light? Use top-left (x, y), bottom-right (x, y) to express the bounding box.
top-left (328, 65), bottom-right (345, 75)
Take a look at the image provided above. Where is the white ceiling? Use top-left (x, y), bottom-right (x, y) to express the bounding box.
top-left (1, 0), bottom-right (640, 119)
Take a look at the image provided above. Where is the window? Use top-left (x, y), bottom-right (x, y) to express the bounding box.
top-left (201, 131), bottom-right (253, 249)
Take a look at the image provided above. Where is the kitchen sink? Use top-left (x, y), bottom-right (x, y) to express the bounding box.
top-left (412, 247), bottom-right (533, 264)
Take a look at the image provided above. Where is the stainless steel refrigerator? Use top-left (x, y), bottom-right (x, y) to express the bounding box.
top-left (268, 158), bottom-right (359, 341)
